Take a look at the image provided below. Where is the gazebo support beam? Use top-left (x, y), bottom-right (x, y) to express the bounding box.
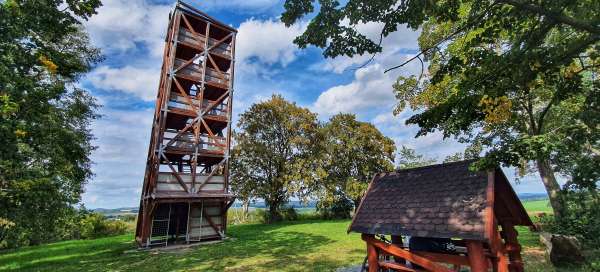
top-left (365, 234), bottom-right (379, 272)
top-left (466, 240), bottom-right (488, 272)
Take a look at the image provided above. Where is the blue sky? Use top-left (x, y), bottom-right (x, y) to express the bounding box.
top-left (80, 0), bottom-right (548, 208)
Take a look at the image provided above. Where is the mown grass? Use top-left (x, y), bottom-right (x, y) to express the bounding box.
top-left (522, 199), bottom-right (552, 214)
top-left (1, 200), bottom-right (597, 271)
top-left (0, 220), bottom-right (364, 272)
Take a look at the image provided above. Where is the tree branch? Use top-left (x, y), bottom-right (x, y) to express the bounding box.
top-left (384, 1), bottom-right (499, 73)
top-left (498, 0), bottom-right (600, 34)
top-left (526, 92), bottom-right (537, 135)
top-left (537, 92), bottom-right (558, 134)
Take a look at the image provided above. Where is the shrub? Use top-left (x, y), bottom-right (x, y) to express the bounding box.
top-left (248, 207), bottom-right (300, 223)
top-left (255, 208), bottom-right (270, 223)
top-left (280, 206), bottom-right (298, 221)
top-left (317, 198), bottom-right (353, 219)
top-left (117, 214), bottom-right (137, 222)
top-left (537, 192), bottom-right (600, 248)
top-left (0, 218), bottom-right (16, 248)
top-left (297, 209), bottom-right (321, 221)
top-left (227, 208), bottom-right (264, 225)
top-left (79, 213), bottom-right (128, 239)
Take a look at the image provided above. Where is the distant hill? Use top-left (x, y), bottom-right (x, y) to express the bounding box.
top-left (230, 200), bottom-right (316, 209)
top-left (93, 207), bottom-right (138, 217)
top-left (517, 193), bottom-right (548, 201)
top-left (94, 194), bottom-right (547, 215)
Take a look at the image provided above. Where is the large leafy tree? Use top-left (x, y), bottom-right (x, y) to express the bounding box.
top-left (0, 0), bottom-right (102, 247)
top-left (318, 113), bottom-right (395, 213)
top-left (231, 95), bottom-right (321, 222)
top-left (229, 133), bottom-right (256, 221)
top-left (396, 146), bottom-right (436, 170)
top-left (282, 0), bottom-right (600, 219)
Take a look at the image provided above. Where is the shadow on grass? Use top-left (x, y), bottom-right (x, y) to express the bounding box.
top-left (0, 235), bottom-right (131, 263)
top-left (2, 220), bottom-right (352, 272)
top-left (0, 235), bottom-right (139, 272)
top-left (169, 221), bottom-right (337, 271)
top-left (516, 226), bottom-right (542, 248)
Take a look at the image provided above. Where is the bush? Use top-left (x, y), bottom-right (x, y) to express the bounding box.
top-left (228, 207), bottom-right (320, 224)
top-left (297, 209), bottom-right (321, 221)
top-left (317, 198), bottom-right (353, 219)
top-left (227, 208), bottom-right (264, 225)
top-left (251, 208), bottom-right (267, 223)
top-left (537, 192), bottom-right (600, 248)
top-left (79, 213), bottom-right (128, 239)
top-left (255, 206), bottom-right (299, 224)
top-left (116, 214), bottom-right (137, 222)
top-left (280, 206), bottom-right (298, 221)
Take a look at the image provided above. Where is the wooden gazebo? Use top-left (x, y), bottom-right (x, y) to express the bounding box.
top-left (348, 160), bottom-right (533, 272)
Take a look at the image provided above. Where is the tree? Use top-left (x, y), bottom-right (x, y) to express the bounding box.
top-left (230, 95), bottom-right (321, 222)
top-left (552, 85), bottom-right (600, 193)
top-left (229, 134), bottom-right (256, 221)
top-left (318, 114), bottom-right (395, 216)
top-left (443, 143), bottom-right (482, 163)
top-left (281, 0), bottom-right (600, 219)
top-left (396, 146), bottom-right (435, 170)
top-left (0, 0), bottom-right (102, 247)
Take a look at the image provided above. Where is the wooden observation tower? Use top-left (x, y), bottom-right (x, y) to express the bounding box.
top-left (135, 1), bottom-right (236, 247)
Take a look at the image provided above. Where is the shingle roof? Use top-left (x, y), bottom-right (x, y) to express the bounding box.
top-left (348, 160), bottom-right (531, 241)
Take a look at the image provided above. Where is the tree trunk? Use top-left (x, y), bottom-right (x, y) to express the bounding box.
top-left (353, 198), bottom-right (361, 215)
top-left (242, 199), bottom-right (250, 220)
top-left (266, 200), bottom-right (282, 223)
top-left (536, 158), bottom-right (565, 219)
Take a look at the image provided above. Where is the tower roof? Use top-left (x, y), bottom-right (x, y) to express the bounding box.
top-left (177, 1), bottom-right (237, 33)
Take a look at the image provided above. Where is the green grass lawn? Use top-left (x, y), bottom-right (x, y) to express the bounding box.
top-left (1, 200), bottom-right (596, 271)
top-left (522, 199), bottom-right (552, 214)
top-left (0, 220), bottom-right (365, 272)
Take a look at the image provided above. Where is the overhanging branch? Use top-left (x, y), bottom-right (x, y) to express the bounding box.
top-left (498, 0), bottom-right (600, 35)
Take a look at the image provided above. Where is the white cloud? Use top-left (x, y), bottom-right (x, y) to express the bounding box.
top-left (371, 110), bottom-right (466, 163)
top-left (312, 52), bottom-right (422, 117)
top-left (373, 112), bottom-right (397, 125)
top-left (236, 18), bottom-right (305, 66)
top-left (313, 22), bottom-right (421, 73)
top-left (227, 18), bottom-right (309, 121)
top-left (84, 0), bottom-right (172, 58)
top-left (313, 64), bottom-right (396, 116)
top-left (87, 66), bottom-right (159, 101)
top-left (306, 17), bottom-right (460, 164)
top-left (84, 194), bottom-right (98, 205)
top-left (309, 21), bottom-right (423, 118)
top-left (198, 0), bottom-right (280, 12)
top-left (82, 0), bottom-right (169, 101)
top-left (84, 108), bottom-right (153, 208)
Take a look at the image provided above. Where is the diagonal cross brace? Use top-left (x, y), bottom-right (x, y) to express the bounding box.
top-left (197, 158), bottom-right (228, 192)
top-left (160, 152), bottom-right (190, 193)
top-left (173, 32), bottom-right (233, 74)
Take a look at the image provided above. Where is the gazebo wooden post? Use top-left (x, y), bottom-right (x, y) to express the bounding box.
top-left (391, 235), bottom-right (406, 265)
top-left (493, 226), bottom-right (510, 272)
top-left (483, 216), bottom-right (510, 272)
top-left (363, 234), bottom-right (379, 272)
top-left (466, 240), bottom-right (488, 272)
top-left (501, 222), bottom-right (524, 272)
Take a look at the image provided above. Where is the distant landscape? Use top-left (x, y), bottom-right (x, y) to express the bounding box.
top-left (95, 193), bottom-right (550, 218)
top-left (0, 198), bottom-right (568, 272)
top-left (2, 1), bottom-right (597, 271)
